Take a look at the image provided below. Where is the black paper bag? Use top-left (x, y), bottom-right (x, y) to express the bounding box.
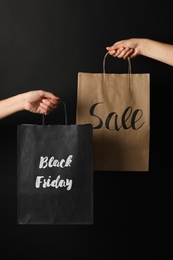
top-left (17, 118), bottom-right (93, 224)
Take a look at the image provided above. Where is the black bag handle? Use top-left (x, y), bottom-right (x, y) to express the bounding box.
top-left (42, 100), bottom-right (68, 126)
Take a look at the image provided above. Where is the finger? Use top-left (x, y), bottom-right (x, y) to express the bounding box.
top-left (42, 99), bottom-right (58, 109)
top-left (116, 47), bottom-right (131, 58)
top-left (39, 100), bottom-right (57, 115)
top-left (49, 96), bottom-right (60, 103)
top-left (108, 50), bottom-right (116, 55)
top-left (39, 91), bottom-right (60, 102)
top-left (106, 46), bottom-right (115, 51)
top-left (39, 103), bottom-right (54, 115)
top-left (113, 47), bottom-right (125, 57)
top-left (122, 49), bottom-right (134, 59)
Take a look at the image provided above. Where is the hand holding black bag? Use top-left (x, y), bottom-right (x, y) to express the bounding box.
top-left (17, 101), bottom-right (93, 224)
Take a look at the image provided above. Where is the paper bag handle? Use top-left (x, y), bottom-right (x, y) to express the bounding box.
top-left (103, 51), bottom-right (132, 89)
top-left (42, 100), bottom-right (68, 125)
top-left (103, 51), bottom-right (131, 74)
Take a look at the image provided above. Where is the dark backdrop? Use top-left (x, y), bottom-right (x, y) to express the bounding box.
top-left (0, 0), bottom-right (172, 259)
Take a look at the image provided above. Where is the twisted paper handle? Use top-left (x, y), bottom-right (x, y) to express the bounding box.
top-left (42, 100), bottom-right (68, 125)
top-left (103, 51), bottom-right (132, 89)
top-left (103, 51), bottom-right (131, 74)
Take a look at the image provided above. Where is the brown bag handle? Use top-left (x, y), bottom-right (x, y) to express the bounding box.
top-left (103, 51), bottom-right (131, 74)
top-left (102, 52), bottom-right (132, 89)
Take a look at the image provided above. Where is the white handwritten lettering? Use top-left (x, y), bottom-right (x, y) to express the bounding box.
top-left (35, 175), bottom-right (72, 190)
top-left (39, 155), bottom-right (73, 169)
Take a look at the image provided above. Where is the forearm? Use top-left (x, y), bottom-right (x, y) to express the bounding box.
top-left (0, 93), bottom-right (25, 119)
top-left (139, 38), bottom-right (173, 66)
top-left (107, 38), bottom-right (173, 66)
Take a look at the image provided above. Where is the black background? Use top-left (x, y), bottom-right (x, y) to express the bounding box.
top-left (0, 0), bottom-right (172, 259)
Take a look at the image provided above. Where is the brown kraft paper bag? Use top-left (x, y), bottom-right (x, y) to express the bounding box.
top-left (76, 53), bottom-right (150, 171)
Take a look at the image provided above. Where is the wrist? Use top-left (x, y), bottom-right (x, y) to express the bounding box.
top-left (137, 38), bottom-right (150, 56)
top-left (15, 93), bottom-right (26, 111)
